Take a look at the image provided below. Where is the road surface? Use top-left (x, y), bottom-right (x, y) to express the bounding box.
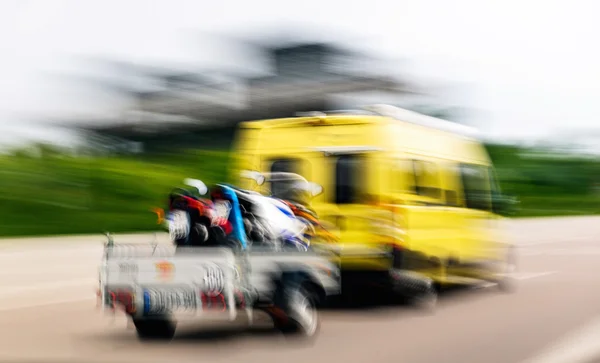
top-left (0, 216), bottom-right (600, 363)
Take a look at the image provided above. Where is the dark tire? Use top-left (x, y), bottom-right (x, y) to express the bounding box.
top-left (133, 318), bottom-right (176, 341)
top-left (390, 271), bottom-right (438, 312)
top-left (409, 280), bottom-right (439, 312)
top-left (272, 283), bottom-right (320, 340)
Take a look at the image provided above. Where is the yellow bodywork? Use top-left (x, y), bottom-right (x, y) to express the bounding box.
top-left (229, 113), bottom-right (508, 286)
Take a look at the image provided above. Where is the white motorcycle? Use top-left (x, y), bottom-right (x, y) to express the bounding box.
top-left (238, 171), bottom-right (324, 251)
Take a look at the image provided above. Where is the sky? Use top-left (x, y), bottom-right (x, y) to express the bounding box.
top-left (0, 0), bottom-right (599, 148)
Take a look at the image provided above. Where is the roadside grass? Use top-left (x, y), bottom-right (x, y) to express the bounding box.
top-left (0, 150), bottom-right (231, 237)
top-left (516, 195), bottom-right (600, 217)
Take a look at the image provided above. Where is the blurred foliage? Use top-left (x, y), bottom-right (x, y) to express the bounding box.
top-left (486, 143), bottom-right (600, 216)
top-left (0, 142), bottom-right (598, 237)
top-left (0, 145), bottom-right (231, 237)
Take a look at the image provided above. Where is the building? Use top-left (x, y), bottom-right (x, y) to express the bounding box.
top-left (61, 41), bottom-right (440, 153)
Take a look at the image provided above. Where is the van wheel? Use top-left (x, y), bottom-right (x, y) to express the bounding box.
top-left (408, 280), bottom-right (438, 312)
top-left (497, 246), bottom-right (518, 293)
top-left (132, 318), bottom-right (176, 341)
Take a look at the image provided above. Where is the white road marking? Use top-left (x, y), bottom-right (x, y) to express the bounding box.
top-left (0, 297), bottom-right (96, 313)
top-left (0, 278), bottom-right (96, 296)
top-left (518, 235), bottom-right (599, 247)
top-left (476, 271), bottom-right (559, 288)
top-left (521, 316), bottom-right (600, 363)
top-left (521, 248), bottom-right (600, 256)
top-left (0, 265), bottom-right (96, 276)
top-left (0, 246), bottom-right (102, 258)
top-left (515, 271), bottom-right (559, 280)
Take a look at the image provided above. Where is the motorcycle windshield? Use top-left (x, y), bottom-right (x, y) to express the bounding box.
top-left (265, 172), bottom-right (314, 206)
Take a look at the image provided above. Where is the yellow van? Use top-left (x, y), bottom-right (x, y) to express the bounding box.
top-left (230, 105), bottom-right (516, 302)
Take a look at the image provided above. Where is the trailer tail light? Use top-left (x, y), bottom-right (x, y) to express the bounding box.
top-left (200, 292), bottom-right (227, 312)
top-left (108, 289), bottom-right (136, 314)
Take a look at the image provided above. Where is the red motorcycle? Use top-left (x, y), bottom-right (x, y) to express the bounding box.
top-left (154, 179), bottom-right (233, 247)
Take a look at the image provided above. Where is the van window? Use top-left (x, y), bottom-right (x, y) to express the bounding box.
top-left (413, 160), bottom-right (442, 200)
top-left (443, 163), bottom-right (461, 207)
top-left (334, 155), bottom-right (364, 204)
top-left (459, 164), bottom-right (491, 211)
top-left (271, 159), bottom-right (297, 173)
top-left (445, 190), bottom-right (459, 207)
top-left (394, 159), bottom-right (417, 194)
top-left (269, 158), bottom-right (300, 197)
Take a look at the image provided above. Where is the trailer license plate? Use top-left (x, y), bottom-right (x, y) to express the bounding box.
top-left (143, 288), bottom-right (197, 315)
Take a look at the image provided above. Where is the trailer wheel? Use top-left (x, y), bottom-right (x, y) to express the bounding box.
top-left (273, 283), bottom-right (320, 340)
top-left (132, 318), bottom-right (176, 341)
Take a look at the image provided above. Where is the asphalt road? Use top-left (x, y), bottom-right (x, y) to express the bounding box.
top-left (1, 216), bottom-right (600, 363)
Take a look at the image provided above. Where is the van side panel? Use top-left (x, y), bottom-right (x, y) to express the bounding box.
top-left (231, 116), bottom-right (503, 284)
top-left (383, 122), bottom-right (498, 282)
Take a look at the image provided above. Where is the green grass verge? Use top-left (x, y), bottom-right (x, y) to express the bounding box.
top-left (0, 150), bottom-right (232, 237)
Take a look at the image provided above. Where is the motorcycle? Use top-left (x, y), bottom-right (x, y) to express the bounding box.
top-left (154, 179), bottom-right (234, 247)
top-left (155, 176), bottom-right (329, 251)
top-left (223, 183), bottom-right (311, 251)
top-left (239, 171), bottom-right (338, 246)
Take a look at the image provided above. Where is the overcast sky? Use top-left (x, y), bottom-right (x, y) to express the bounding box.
top-left (0, 0), bottom-right (599, 147)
